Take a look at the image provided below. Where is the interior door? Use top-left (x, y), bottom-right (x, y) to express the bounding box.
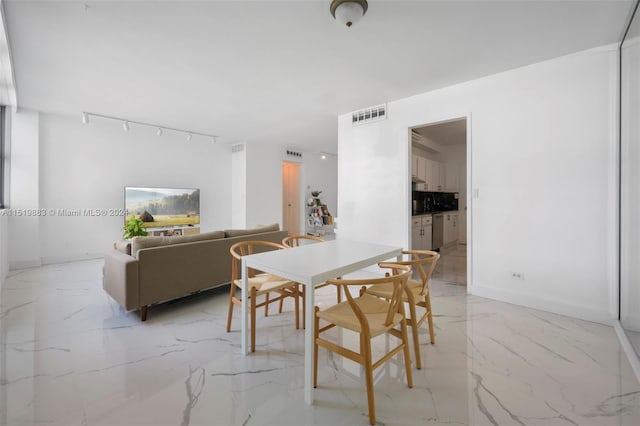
top-left (282, 162), bottom-right (300, 235)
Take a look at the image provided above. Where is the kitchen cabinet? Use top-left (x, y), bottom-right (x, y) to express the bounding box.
top-left (428, 160), bottom-right (444, 192)
top-left (412, 155), bottom-right (429, 191)
top-left (411, 215), bottom-right (433, 250)
top-left (412, 154), bottom-right (447, 192)
top-left (411, 155), bottom-right (418, 178)
top-left (445, 164), bottom-right (460, 192)
top-left (443, 211), bottom-right (459, 246)
top-left (417, 157), bottom-right (427, 189)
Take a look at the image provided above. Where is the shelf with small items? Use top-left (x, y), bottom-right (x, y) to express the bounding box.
top-left (306, 190), bottom-right (334, 237)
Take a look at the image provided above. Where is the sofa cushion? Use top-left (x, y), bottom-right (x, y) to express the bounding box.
top-left (113, 239), bottom-right (132, 255)
top-left (131, 230), bottom-right (225, 258)
top-left (224, 223), bottom-right (280, 238)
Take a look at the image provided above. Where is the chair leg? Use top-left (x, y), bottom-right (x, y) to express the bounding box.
top-left (278, 291), bottom-right (285, 314)
top-left (408, 302), bottom-right (422, 369)
top-left (226, 285), bottom-right (236, 332)
top-left (362, 335), bottom-right (376, 425)
top-left (400, 320), bottom-right (414, 389)
top-left (294, 284), bottom-right (300, 329)
top-left (425, 294), bottom-right (435, 344)
top-left (265, 292), bottom-right (270, 317)
top-left (314, 306), bottom-right (320, 388)
top-left (251, 287), bottom-right (257, 352)
top-left (336, 285), bottom-right (341, 303)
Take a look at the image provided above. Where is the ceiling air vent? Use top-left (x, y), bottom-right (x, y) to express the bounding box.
top-left (352, 104), bottom-right (386, 126)
top-left (232, 143), bottom-right (245, 153)
top-left (285, 149), bottom-right (303, 159)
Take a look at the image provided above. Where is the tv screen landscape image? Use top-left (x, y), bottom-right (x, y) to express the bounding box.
top-left (125, 187), bottom-right (200, 228)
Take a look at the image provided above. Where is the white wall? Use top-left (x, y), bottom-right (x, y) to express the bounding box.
top-left (245, 142), bottom-right (284, 228)
top-left (7, 112), bottom-right (339, 266)
top-left (620, 35), bottom-right (640, 331)
top-left (235, 143), bottom-right (339, 232)
top-left (8, 109), bottom-right (40, 268)
top-left (231, 143), bottom-right (247, 229)
top-left (0, 214), bottom-right (8, 287)
top-left (302, 153), bottom-right (338, 216)
top-left (10, 111), bottom-right (232, 266)
top-left (338, 45), bottom-right (618, 325)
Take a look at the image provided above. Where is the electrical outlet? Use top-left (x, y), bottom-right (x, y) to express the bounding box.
top-left (511, 272), bottom-right (525, 280)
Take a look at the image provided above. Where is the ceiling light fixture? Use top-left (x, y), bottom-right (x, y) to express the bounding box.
top-left (80, 112), bottom-right (220, 143)
top-left (330, 0), bottom-right (368, 28)
top-left (321, 154), bottom-right (327, 160)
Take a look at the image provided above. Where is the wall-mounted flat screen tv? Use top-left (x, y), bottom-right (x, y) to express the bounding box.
top-left (125, 187), bottom-right (200, 228)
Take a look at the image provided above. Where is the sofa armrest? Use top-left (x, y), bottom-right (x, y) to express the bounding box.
top-left (103, 249), bottom-right (139, 310)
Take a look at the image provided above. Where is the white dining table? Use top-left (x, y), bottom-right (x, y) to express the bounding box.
top-left (240, 238), bottom-right (402, 404)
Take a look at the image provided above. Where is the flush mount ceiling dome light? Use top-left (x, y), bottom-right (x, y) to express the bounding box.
top-left (330, 0), bottom-right (368, 28)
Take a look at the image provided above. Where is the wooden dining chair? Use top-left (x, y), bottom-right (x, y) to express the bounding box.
top-left (314, 263), bottom-right (414, 425)
top-left (226, 240), bottom-right (301, 352)
top-left (362, 249), bottom-right (439, 369)
top-left (281, 235), bottom-right (342, 328)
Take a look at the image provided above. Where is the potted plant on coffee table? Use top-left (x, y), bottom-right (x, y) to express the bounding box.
top-left (123, 216), bottom-right (148, 239)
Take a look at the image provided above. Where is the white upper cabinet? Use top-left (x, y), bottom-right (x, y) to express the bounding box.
top-left (417, 156), bottom-right (427, 184)
top-left (429, 160), bottom-right (444, 192)
top-left (411, 155), bottom-right (418, 178)
top-left (445, 163), bottom-right (460, 192)
top-left (412, 155), bottom-right (429, 191)
top-left (412, 154), bottom-right (451, 192)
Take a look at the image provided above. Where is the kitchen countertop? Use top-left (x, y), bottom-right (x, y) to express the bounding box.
top-left (412, 210), bottom-right (459, 217)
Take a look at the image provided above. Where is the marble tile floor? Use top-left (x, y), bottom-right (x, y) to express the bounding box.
top-left (432, 243), bottom-right (467, 286)
top-left (2, 259), bottom-right (640, 425)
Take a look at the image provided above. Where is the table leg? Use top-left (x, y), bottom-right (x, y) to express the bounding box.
top-left (304, 282), bottom-right (315, 404)
top-left (241, 258), bottom-right (249, 355)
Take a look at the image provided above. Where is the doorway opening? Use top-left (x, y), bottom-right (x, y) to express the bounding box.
top-left (282, 162), bottom-right (301, 236)
top-left (409, 117), bottom-right (469, 286)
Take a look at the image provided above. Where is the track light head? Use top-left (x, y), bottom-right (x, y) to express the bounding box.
top-left (79, 112), bottom-right (219, 143)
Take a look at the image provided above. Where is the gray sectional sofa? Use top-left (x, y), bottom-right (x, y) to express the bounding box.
top-left (102, 223), bottom-right (288, 321)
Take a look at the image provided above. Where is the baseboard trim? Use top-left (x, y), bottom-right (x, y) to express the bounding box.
top-left (469, 284), bottom-right (613, 326)
top-left (615, 321), bottom-right (640, 385)
top-left (40, 253), bottom-right (104, 265)
top-left (9, 259), bottom-right (42, 270)
top-left (10, 254), bottom-right (104, 270)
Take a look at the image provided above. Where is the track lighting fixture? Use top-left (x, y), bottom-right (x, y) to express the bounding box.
top-left (80, 112), bottom-right (219, 143)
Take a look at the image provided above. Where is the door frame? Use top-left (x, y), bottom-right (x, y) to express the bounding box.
top-left (407, 112), bottom-right (473, 289)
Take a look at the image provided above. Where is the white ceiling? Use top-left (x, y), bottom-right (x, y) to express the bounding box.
top-left (2, 0), bottom-right (634, 153)
top-left (415, 118), bottom-right (467, 146)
